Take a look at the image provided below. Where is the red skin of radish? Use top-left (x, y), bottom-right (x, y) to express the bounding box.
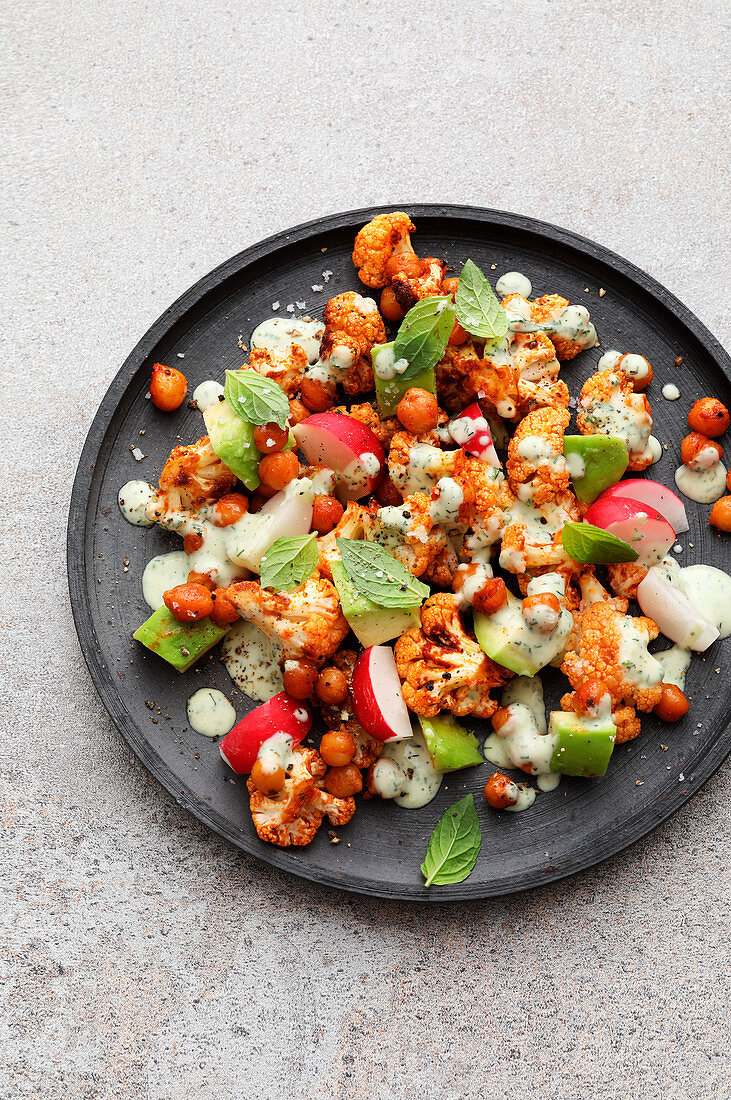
top-left (219, 692), bottom-right (312, 774)
top-left (594, 479), bottom-right (688, 534)
top-left (584, 495), bottom-right (676, 567)
top-left (448, 402), bottom-right (501, 466)
top-left (294, 413), bottom-right (385, 500)
top-left (351, 646), bottom-right (412, 743)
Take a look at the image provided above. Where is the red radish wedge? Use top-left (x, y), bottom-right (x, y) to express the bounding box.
top-left (219, 692), bottom-right (312, 773)
top-left (448, 402), bottom-right (501, 466)
top-left (294, 412), bottom-right (385, 501)
top-left (351, 646), bottom-right (413, 743)
top-left (595, 479), bottom-right (689, 534)
top-left (637, 568), bottom-right (719, 651)
top-left (583, 496), bottom-right (675, 567)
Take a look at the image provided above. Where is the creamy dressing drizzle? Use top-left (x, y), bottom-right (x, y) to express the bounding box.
top-left (378, 727), bottom-right (442, 808)
top-left (674, 461), bottom-right (727, 503)
top-left (619, 354), bottom-right (652, 382)
top-left (500, 676), bottom-right (547, 733)
top-left (250, 317), bottom-right (324, 363)
top-left (430, 477), bottom-right (464, 524)
top-left (257, 731), bottom-right (295, 775)
top-left (615, 617), bottom-right (664, 688)
top-left (596, 349), bottom-right (623, 371)
top-left (221, 620), bottom-right (283, 700)
top-left (483, 703), bottom-right (560, 797)
top-left (142, 551), bottom-right (191, 610)
top-left (647, 435), bottom-right (663, 465)
top-left (192, 380), bottom-right (225, 412)
top-left (118, 480), bottom-right (156, 526)
top-left (496, 271), bottom-right (532, 298)
top-left (656, 646), bottom-right (692, 689)
top-left (661, 383), bottom-right (680, 400)
top-left (504, 297), bottom-right (597, 351)
top-left (581, 373), bottom-right (652, 458)
top-left (186, 689), bottom-right (236, 737)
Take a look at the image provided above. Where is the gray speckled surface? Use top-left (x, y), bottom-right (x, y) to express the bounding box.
top-left (3, 2), bottom-right (730, 1096)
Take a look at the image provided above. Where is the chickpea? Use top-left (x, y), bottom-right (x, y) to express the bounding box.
top-left (210, 492), bottom-right (249, 527)
top-left (396, 387), bottom-right (439, 434)
top-left (319, 730), bottom-right (356, 767)
top-left (726, 470), bottom-right (731, 492)
top-left (183, 532), bottom-right (204, 555)
top-left (573, 678), bottom-right (608, 716)
top-left (384, 253), bottom-right (422, 281)
top-left (688, 397), bottom-right (730, 438)
top-left (186, 570), bottom-right (216, 591)
top-left (380, 286), bottom-right (405, 323)
top-left (448, 320), bottom-right (468, 346)
top-left (324, 763), bottom-right (363, 798)
top-left (654, 684), bottom-right (690, 722)
top-left (149, 362), bottom-right (187, 411)
top-left (442, 276), bottom-right (459, 298)
top-left (288, 398), bottom-right (310, 425)
top-left (521, 592), bottom-right (561, 634)
top-left (617, 353), bottom-right (653, 392)
top-left (376, 475), bottom-right (403, 507)
top-left (311, 494), bottom-right (345, 535)
top-left (709, 496), bottom-right (731, 532)
top-left (163, 582), bottom-right (214, 622)
top-left (680, 432), bottom-right (722, 471)
top-left (300, 375), bottom-right (336, 412)
top-left (491, 706), bottom-right (513, 733)
top-left (471, 577), bottom-right (508, 616)
top-left (258, 450), bottom-right (299, 490)
top-left (483, 772), bottom-right (519, 809)
top-left (253, 422), bottom-right (289, 454)
top-left (282, 659), bottom-right (318, 700)
top-left (316, 667), bottom-right (349, 706)
top-left (250, 759), bottom-right (286, 795)
top-left (210, 587), bottom-right (240, 626)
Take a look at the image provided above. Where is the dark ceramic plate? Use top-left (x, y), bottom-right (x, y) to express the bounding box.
top-left (67, 205), bottom-right (731, 900)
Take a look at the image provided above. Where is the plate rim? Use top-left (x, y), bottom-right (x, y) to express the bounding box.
top-left (67, 203), bottom-right (731, 901)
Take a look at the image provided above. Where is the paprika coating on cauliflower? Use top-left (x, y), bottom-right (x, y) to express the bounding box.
top-left (363, 493), bottom-right (447, 577)
top-left (352, 211), bottom-right (416, 288)
top-left (391, 256), bottom-right (447, 312)
top-left (224, 575), bottom-right (349, 663)
top-left (507, 407), bottom-right (571, 506)
top-left (317, 292), bottom-right (387, 396)
top-left (147, 436), bottom-right (237, 522)
top-left (247, 744), bottom-right (355, 847)
top-left (248, 344), bottom-right (308, 398)
top-left (577, 368), bottom-right (654, 472)
top-left (502, 292), bottom-right (598, 360)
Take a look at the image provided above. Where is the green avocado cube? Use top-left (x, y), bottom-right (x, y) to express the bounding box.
top-left (330, 561), bottom-right (420, 646)
top-left (372, 342), bottom-right (436, 418)
top-left (548, 710), bottom-right (616, 777)
top-left (418, 713), bottom-right (483, 772)
top-left (473, 604), bottom-right (541, 677)
top-left (133, 606), bottom-right (229, 672)
top-left (563, 435), bottom-right (629, 504)
top-left (203, 399), bottom-right (262, 491)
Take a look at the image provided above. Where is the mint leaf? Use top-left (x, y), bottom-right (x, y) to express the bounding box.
top-left (421, 794), bottom-right (481, 888)
top-left (224, 369), bottom-right (289, 430)
top-left (259, 534), bottom-right (318, 591)
top-left (455, 259), bottom-right (509, 340)
top-left (336, 538), bottom-right (429, 608)
top-left (393, 296), bottom-right (456, 380)
top-left (562, 521), bottom-right (639, 565)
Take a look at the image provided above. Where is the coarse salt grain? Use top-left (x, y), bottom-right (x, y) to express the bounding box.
top-left (311, 284), bottom-right (323, 292)
top-left (272, 301), bottom-right (280, 310)
top-left (132, 447), bottom-right (145, 461)
top-left (322, 270), bottom-right (333, 281)
top-left (295, 300), bottom-right (306, 309)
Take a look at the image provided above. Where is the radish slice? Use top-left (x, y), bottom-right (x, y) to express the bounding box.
top-left (448, 402), bottom-right (501, 466)
top-left (637, 568), bottom-right (719, 651)
top-left (294, 412), bottom-right (385, 501)
top-left (597, 479), bottom-right (689, 534)
top-left (351, 646), bottom-right (413, 743)
top-left (583, 496), bottom-right (676, 567)
top-left (219, 692), bottom-right (312, 773)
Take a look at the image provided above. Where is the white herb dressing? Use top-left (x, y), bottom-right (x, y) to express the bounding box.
top-left (504, 296), bottom-right (597, 352)
top-left (483, 573), bottom-right (573, 672)
top-left (186, 688), bottom-right (236, 737)
top-left (596, 349), bottom-right (623, 371)
top-left (370, 757), bottom-right (407, 800)
top-left (379, 726), bottom-right (443, 808)
top-left (142, 551), bottom-right (191, 609)
top-left (656, 646), bottom-right (692, 689)
top-left (257, 731), bottom-right (295, 775)
top-left (221, 620), bottom-right (283, 700)
top-left (565, 452), bottom-right (586, 479)
top-left (250, 317), bottom-right (324, 364)
top-left (483, 703), bottom-right (560, 794)
top-left (192, 380), bottom-right (225, 412)
top-left (502, 495), bottom-right (570, 546)
top-left (496, 271), bottom-right (532, 298)
top-left (454, 561), bottom-right (493, 608)
top-left (516, 434), bottom-right (566, 474)
top-left (118, 480), bottom-right (156, 526)
top-left (580, 373), bottom-right (652, 459)
top-left (662, 383), bottom-right (680, 401)
top-left (619, 353), bottom-right (652, 384)
top-left (394, 443), bottom-right (452, 495)
top-left (674, 461), bottom-right (727, 504)
top-left (500, 675), bottom-right (547, 733)
top-left (506, 785), bottom-right (538, 812)
top-left (372, 344), bottom-right (409, 381)
top-left (430, 477), bottom-right (464, 524)
top-left (647, 435), bottom-right (663, 465)
top-left (615, 616), bottom-right (664, 688)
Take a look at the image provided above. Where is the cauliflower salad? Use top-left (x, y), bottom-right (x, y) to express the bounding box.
top-left (118, 211), bottom-right (731, 883)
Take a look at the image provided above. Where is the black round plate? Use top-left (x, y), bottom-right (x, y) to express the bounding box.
top-left (67, 205), bottom-right (731, 900)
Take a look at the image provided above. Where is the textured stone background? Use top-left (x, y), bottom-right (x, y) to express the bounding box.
top-left (3, 2), bottom-right (730, 1097)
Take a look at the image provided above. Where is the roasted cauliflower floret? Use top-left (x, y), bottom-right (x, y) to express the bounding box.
top-left (148, 436), bottom-right (237, 522)
top-left (499, 488), bottom-right (580, 579)
top-left (394, 594), bottom-right (506, 718)
top-left (331, 401), bottom-right (400, 447)
top-left (510, 331), bottom-right (561, 382)
top-left (392, 256), bottom-right (447, 311)
top-left (248, 344), bottom-right (308, 397)
top-left (352, 211), bottom-right (416, 288)
top-left (502, 292), bottom-right (597, 360)
top-left (247, 744), bottom-right (355, 847)
top-left (225, 576), bottom-right (349, 663)
top-left (516, 377), bottom-right (571, 418)
top-left (577, 369), bottom-right (654, 471)
top-left (317, 501), bottom-right (367, 580)
top-left (363, 493), bottom-right (446, 577)
top-left (421, 541), bottom-right (459, 589)
top-left (506, 407), bottom-right (570, 505)
top-left (315, 292), bottom-right (387, 397)
top-left (387, 432), bottom-right (460, 498)
top-left (436, 339), bottom-right (510, 413)
top-left (607, 561), bottom-right (649, 600)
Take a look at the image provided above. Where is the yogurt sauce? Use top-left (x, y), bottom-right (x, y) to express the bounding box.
top-left (250, 317), bottom-right (324, 364)
top-left (430, 477), bottom-right (464, 524)
top-left (597, 349), bottom-right (623, 371)
top-left (483, 703), bottom-right (560, 795)
top-left (656, 646), bottom-right (692, 690)
top-left (661, 383), bottom-right (680, 401)
top-left (257, 731), bottom-right (295, 775)
top-left (221, 620), bottom-right (283, 700)
top-left (619, 353), bottom-right (652, 385)
top-left (496, 271), bottom-right (532, 298)
top-left (186, 689), bottom-right (236, 737)
top-left (377, 726), bottom-right (443, 808)
top-left (500, 675), bottom-right (547, 733)
top-left (674, 461), bottom-right (727, 503)
top-left (142, 551), bottom-right (191, 609)
top-left (118, 480), bottom-right (156, 526)
top-left (192, 380), bottom-right (225, 412)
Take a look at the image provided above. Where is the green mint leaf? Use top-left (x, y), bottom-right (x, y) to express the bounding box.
top-left (392, 296), bottom-right (456, 380)
top-left (336, 538), bottom-right (430, 608)
top-left (421, 794), bottom-right (481, 888)
top-left (562, 521), bottom-right (639, 565)
top-left (259, 534), bottom-right (318, 591)
top-left (224, 369), bottom-right (289, 430)
top-left (455, 259), bottom-right (509, 340)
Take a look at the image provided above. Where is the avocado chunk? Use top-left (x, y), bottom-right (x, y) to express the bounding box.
top-left (473, 584), bottom-right (573, 677)
top-left (548, 710), bottom-right (616, 777)
top-left (133, 606), bottom-right (229, 672)
top-left (418, 713), bottom-right (483, 772)
top-left (330, 561), bottom-right (420, 646)
top-left (372, 342), bottom-right (436, 418)
top-left (563, 435), bottom-right (629, 504)
top-left (203, 399), bottom-right (262, 491)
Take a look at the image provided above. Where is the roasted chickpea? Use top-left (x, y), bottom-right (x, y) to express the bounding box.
top-left (376, 475), bottom-right (403, 507)
top-left (210, 587), bottom-right (240, 626)
top-left (384, 253), bottom-right (422, 281)
top-left (654, 684), bottom-right (690, 722)
top-left (258, 450), bottom-right (299, 490)
top-left (471, 577), bottom-right (508, 616)
top-left (680, 432), bottom-right (722, 471)
top-left (282, 659), bottom-right (318, 700)
top-left (311, 494), bottom-right (345, 535)
top-left (491, 706), bottom-right (513, 733)
top-left (574, 678), bottom-right (608, 716)
top-left (163, 582), bottom-right (214, 622)
top-left (186, 570), bottom-right (216, 591)
top-left (617, 353), bottom-right (653, 392)
top-left (183, 532), bottom-right (204, 555)
top-left (210, 492), bottom-right (249, 527)
top-left (520, 593), bottom-right (561, 634)
top-left (324, 763), bottom-right (363, 797)
top-left (484, 772), bottom-right (519, 809)
top-left (149, 362), bottom-right (187, 411)
top-left (688, 397), bottom-right (730, 438)
top-left (396, 387), bottom-right (439, 434)
top-left (253, 422), bottom-right (289, 454)
top-left (448, 320), bottom-right (468, 346)
top-left (726, 470), bottom-right (731, 492)
top-left (316, 667), bottom-right (349, 706)
top-left (380, 286), bottom-right (405, 323)
top-left (300, 375), bottom-right (336, 412)
top-left (442, 276), bottom-right (459, 298)
top-left (250, 759), bottom-right (286, 795)
top-left (288, 398), bottom-right (310, 425)
top-left (709, 496), bottom-right (731, 532)
top-left (319, 730), bottom-right (356, 767)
